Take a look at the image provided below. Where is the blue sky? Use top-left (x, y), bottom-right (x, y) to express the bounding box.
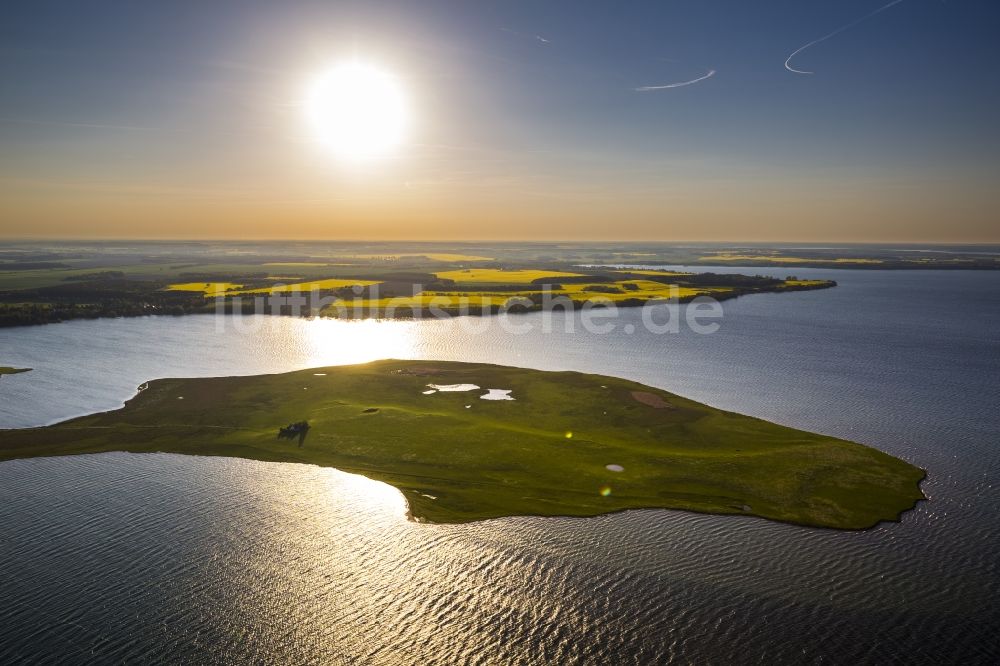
top-left (1, 0), bottom-right (998, 240)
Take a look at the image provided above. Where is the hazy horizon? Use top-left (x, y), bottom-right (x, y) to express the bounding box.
top-left (3, 237), bottom-right (1000, 246)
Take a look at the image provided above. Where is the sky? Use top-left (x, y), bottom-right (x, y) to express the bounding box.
top-left (1, 0), bottom-right (998, 242)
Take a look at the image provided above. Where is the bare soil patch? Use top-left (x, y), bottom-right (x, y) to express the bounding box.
top-left (631, 391), bottom-right (673, 409)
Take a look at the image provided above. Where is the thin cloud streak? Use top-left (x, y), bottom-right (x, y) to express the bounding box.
top-left (0, 117), bottom-right (161, 131)
top-left (500, 27), bottom-right (551, 45)
top-left (785, 0), bottom-right (906, 75)
top-left (635, 69), bottom-right (716, 91)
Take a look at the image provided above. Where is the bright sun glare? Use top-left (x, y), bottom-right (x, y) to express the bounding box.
top-left (306, 61), bottom-right (409, 161)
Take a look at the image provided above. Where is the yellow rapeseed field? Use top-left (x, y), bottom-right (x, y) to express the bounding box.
top-left (435, 269), bottom-right (584, 283)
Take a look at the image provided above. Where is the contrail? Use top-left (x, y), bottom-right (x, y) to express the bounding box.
top-left (635, 69), bottom-right (716, 91)
top-left (785, 0), bottom-right (906, 74)
top-left (500, 27), bottom-right (551, 45)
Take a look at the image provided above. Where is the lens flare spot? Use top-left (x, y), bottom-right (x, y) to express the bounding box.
top-left (600, 486), bottom-right (612, 497)
top-left (565, 431), bottom-right (573, 439)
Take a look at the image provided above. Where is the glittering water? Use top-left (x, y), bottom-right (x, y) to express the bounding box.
top-left (1, 268), bottom-right (998, 663)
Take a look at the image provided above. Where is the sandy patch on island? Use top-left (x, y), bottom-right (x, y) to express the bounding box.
top-left (630, 391), bottom-right (673, 409)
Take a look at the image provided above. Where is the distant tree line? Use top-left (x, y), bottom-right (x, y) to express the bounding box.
top-left (0, 278), bottom-right (212, 327)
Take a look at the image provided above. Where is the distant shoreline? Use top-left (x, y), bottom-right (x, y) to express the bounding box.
top-left (0, 266), bottom-right (836, 328)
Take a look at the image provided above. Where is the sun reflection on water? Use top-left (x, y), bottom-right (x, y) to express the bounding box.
top-left (300, 318), bottom-right (419, 367)
top-left (320, 467), bottom-right (410, 520)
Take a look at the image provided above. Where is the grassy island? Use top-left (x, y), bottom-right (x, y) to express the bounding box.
top-left (0, 360), bottom-right (924, 529)
top-left (0, 366), bottom-right (31, 375)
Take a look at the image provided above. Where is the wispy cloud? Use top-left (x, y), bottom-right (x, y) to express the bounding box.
top-left (500, 27), bottom-right (551, 45)
top-left (785, 0), bottom-right (906, 75)
top-left (635, 69), bottom-right (716, 92)
top-left (0, 117), bottom-right (160, 131)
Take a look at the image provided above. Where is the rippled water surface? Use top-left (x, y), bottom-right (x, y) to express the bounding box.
top-left (1, 268), bottom-right (998, 663)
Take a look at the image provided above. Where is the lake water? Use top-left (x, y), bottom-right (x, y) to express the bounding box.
top-left (1, 267), bottom-right (998, 663)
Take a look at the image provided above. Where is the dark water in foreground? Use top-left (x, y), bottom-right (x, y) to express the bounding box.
top-left (1, 268), bottom-right (999, 664)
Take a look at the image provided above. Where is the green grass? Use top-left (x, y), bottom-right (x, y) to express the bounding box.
top-left (0, 360), bottom-right (924, 529)
top-left (232, 278), bottom-right (381, 294)
top-left (323, 279), bottom-right (738, 313)
top-left (0, 263), bottom-right (180, 290)
top-left (165, 278), bottom-right (382, 296)
top-left (0, 366), bottom-right (31, 375)
top-left (352, 253), bottom-right (494, 262)
top-left (0, 261), bottom-right (381, 291)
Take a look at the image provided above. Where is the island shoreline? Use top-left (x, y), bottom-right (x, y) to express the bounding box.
top-left (0, 359), bottom-right (925, 531)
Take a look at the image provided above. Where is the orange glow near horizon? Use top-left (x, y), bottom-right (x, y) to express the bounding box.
top-left (3, 174), bottom-right (997, 243)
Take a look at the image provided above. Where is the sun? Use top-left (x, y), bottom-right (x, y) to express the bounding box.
top-left (306, 61), bottom-right (409, 161)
